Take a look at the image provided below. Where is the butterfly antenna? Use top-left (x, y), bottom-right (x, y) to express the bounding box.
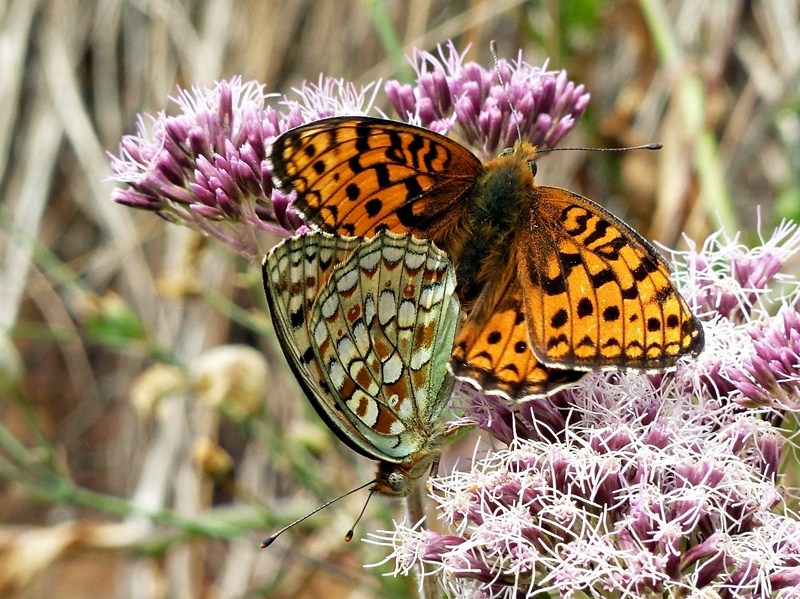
top-left (490, 40), bottom-right (523, 144)
top-left (538, 143), bottom-right (662, 154)
top-left (260, 479), bottom-right (375, 549)
top-left (490, 40), bottom-right (660, 154)
top-left (344, 486), bottom-right (378, 542)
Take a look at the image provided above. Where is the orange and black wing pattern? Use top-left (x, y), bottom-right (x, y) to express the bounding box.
top-left (269, 116), bottom-right (480, 246)
top-left (451, 268), bottom-right (584, 400)
top-left (520, 186), bottom-right (704, 370)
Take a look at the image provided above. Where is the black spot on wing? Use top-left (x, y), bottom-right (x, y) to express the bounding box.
top-left (408, 135), bottom-right (424, 169)
top-left (559, 252), bottom-right (583, 277)
top-left (348, 154), bottom-right (363, 174)
top-left (290, 306), bottom-right (304, 329)
top-left (403, 176), bottom-right (424, 200)
top-left (346, 184), bottom-right (360, 200)
top-left (374, 163), bottom-right (391, 188)
top-left (577, 297), bottom-right (593, 318)
top-left (582, 219), bottom-right (610, 247)
top-left (590, 268), bottom-right (615, 288)
top-left (551, 309), bottom-right (568, 329)
top-left (396, 200), bottom-right (429, 229)
top-left (354, 124), bottom-right (371, 152)
top-left (301, 346), bottom-right (315, 365)
top-left (541, 275), bottom-right (567, 296)
top-left (655, 287), bottom-right (674, 303)
top-left (547, 334), bottom-right (569, 350)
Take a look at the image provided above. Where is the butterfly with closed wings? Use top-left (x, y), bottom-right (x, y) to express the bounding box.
top-left (268, 116), bottom-right (705, 400)
top-left (263, 230), bottom-right (459, 502)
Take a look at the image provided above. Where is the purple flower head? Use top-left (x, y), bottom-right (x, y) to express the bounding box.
top-left (111, 41), bottom-right (590, 257)
top-left (109, 76), bottom-right (378, 257)
top-left (369, 371), bottom-right (796, 596)
top-left (453, 382), bottom-right (572, 446)
top-left (668, 220), bottom-right (800, 323)
top-left (385, 41), bottom-right (590, 160)
top-left (726, 302), bottom-right (800, 409)
top-left (279, 76), bottom-right (380, 122)
top-left (109, 77), bottom-right (303, 257)
top-left (658, 221), bottom-right (800, 409)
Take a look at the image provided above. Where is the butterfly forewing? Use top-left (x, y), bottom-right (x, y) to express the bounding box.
top-left (522, 187), bottom-right (704, 369)
top-left (311, 232), bottom-right (459, 461)
top-left (269, 117), bottom-right (479, 243)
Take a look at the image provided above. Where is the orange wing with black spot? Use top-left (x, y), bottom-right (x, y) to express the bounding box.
top-left (520, 186), bottom-right (704, 370)
top-left (269, 116), bottom-right (480, 247)
top-left (451, 269), bottom-right (584, 400)
top-left (269, 117), bottom-right (704, 402)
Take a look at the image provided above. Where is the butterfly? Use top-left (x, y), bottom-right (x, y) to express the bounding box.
top-left (263, 230), bottom-right (459, 496)
top-left (269, 116), bottom-right (705, 400)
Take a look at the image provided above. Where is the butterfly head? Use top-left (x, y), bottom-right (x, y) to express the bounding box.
top-left (497, 141), bottom-right (541, 177)
top-left (373, 449), bottom-right (441, 497)
top-left (484, 141), bottom-right (542, 194)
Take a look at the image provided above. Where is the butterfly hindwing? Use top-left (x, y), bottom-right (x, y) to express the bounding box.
top-left (265, 231), bottom-right (458, 463)
top-left (451, 269), bottom-right (585, 399)
top-left (263, 234), bottom-right (378, 459)
top-left (521, 186), bottom-right (704, 369)
top-left (311, 232), bottom-right (459, 461)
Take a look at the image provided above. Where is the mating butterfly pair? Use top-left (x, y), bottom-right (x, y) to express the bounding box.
top-left (263, 116), bottom-right (704, 504)
top-left (268, 116), bottom-right (705, 398)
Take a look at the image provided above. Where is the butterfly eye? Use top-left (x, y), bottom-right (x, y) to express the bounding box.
top-left (386, 471), bottom-right (407, 494)
top-left (528, 160), bottom-right (538, 176)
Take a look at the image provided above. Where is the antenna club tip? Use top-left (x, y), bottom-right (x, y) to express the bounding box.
top-left (260, 536), bottom-right (277, 549)
top-left (344, 529), bottom-right (355, 542)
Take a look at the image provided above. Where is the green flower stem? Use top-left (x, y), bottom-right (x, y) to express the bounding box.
top-left (405, 479), bottom-right (439, 599)
top-left (362, 0), bottom-right (414, 82)
top-left (0, 423), bottom-right (265, 547)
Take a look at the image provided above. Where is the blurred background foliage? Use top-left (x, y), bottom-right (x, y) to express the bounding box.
top-left (0, 0), bottom-right (797, 597)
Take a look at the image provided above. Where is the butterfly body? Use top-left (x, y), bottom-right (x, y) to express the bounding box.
top-left (454, 142), bottom-right (540, 306)
top-left (264, 231), bottom-right (459, 496)
top-left (270, 116), bottom-right (704, 400)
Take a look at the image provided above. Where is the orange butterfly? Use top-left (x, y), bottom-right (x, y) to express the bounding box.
top-left (269, 116), bottom-right (704, 399)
